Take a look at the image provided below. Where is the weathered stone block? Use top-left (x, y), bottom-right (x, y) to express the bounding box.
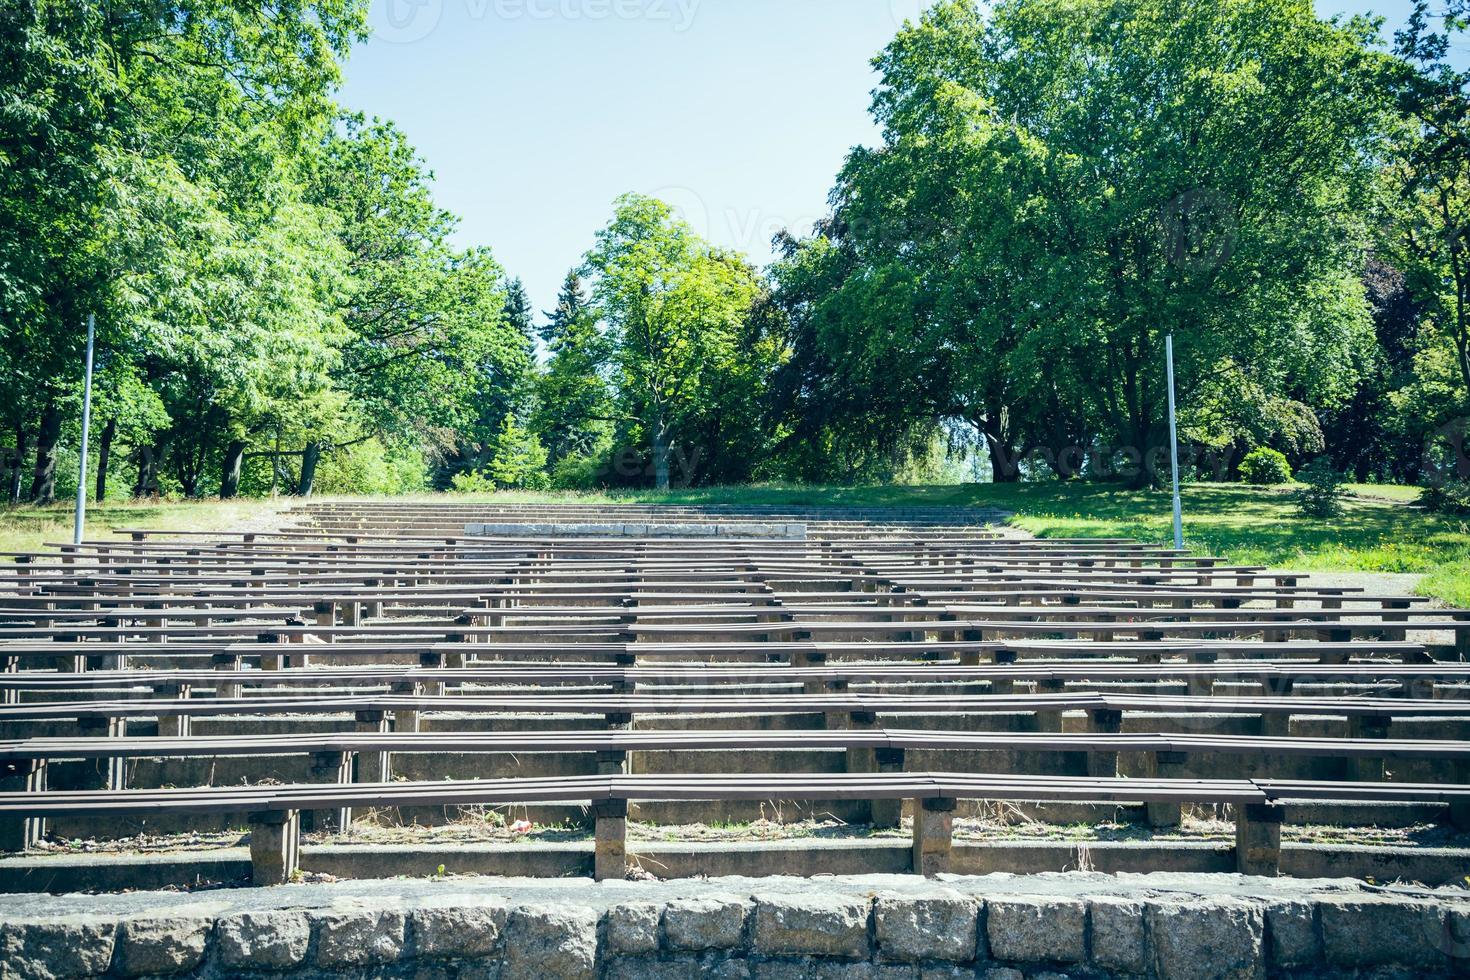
top-left (664, 896), bottom-right (748, 951)
top-left (914, 966), bottom-right (972, 980)
top-left (500, 905), bottom-right (598, 980)
top-left (873, 893), bottom-right (979, 963)
top-left (608, 955), bottom-right (743, 980)
top-left (0, 917), bottom-right (117, 980)
top-left (605, 902), bottom-right (661, 955)
top-left (215, 910), bottom-right (311, 972)
top-left (986, 895), bottom-right (1085, 964)
top-left (411, 900), bottom-right (506, 959)
top-left (1088, 896), bottom-right (1145, 975)
top-left (753, 894), bottom-right (870, 959)
top-left (312, 905), bottom-right (408, 967)
top-left (1263, 900), bottom-right (1319, 969)
top-left (750, 961), bottom-right (818, 980)
top-left (816, 962), bottom-right (921, 979)
top-left (115, 915), bottom-right (210, 977)
top-left (1319, 895), bottom-right (1446, 970)
top-left (978, 969), bottom-right (1024, 980)
top-left (1146, 899), bottom-right (1264, 980)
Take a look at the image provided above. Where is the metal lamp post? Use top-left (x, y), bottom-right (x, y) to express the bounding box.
top-left (1165, 333), bottom-right (1184, 551)
top-left (73, 314), bottom-right (96, 545)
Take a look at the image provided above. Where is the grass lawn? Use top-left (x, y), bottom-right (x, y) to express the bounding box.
top-left (2, 481), bottom-right (1465, 605)
top-left (0, 498), bottom-right (288, 556)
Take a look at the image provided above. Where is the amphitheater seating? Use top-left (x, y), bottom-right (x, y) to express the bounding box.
top-left (0, 501), bottom-right (1467, 890)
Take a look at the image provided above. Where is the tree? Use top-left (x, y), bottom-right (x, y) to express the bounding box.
top-left (486, 415), bottom-right (549, 490)
top-left (582, 194), bottom-right (765, 489)
top-left (305, 116), bottom-right (527, 492)
top-left (0, 0), bottom-right (367, 501)
top-left (532, 271), bottom-right (612, 468)
top-left (1386, 1), bottom-right (1470, 422)
top-left (775, 0), bottom-right (1393, 486)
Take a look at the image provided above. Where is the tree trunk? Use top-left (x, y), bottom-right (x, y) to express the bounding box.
top-left (220, 440), bottom-right (246, 499)
top-left (296, 441), bottom-right (321, 497)
top-left (1128, 416), bottom-right (1156, 490)
top-left (95, 418), bottom-right (116, 503)
top-left (28, 404), bottom-right (62, 504)
top-left (7, 429), bottom-right (26, 505)
top-left (134, 438), bottom-right (164, 498)
top-left (651, 421), bottom-right (671, 491)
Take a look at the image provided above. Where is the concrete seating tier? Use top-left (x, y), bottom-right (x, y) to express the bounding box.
top-left (0, 501), bottom-right (1466, 890)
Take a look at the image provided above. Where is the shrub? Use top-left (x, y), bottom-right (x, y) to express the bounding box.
top-left (449, 470), bottom-right (497, 494)
top-left (1292, 457), bottom-right (1346, 518)
top-left (1238, 447), bottom-right (1292, 485)
top-left (1419, 479), bottom-right (1470, 516)
top-left (549, 451), bottom-right (607, 490)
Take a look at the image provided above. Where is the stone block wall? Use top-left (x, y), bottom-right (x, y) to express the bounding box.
top-left (2, 874), bottom-right (1468, 979)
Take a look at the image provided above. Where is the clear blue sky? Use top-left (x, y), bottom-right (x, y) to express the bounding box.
top-left (337, 0), bottom-right (1428, 316)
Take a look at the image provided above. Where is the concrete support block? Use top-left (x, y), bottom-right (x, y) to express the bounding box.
top-left (310, 750), bottom-right (353, 834)
top-left (77, 716), bottom-right (125, 790)
top-left (1147, 751), bottom-right (1188, 828)
top-left (1187, 650), bottom-right (1218, 696)
top-left (872, 747), bottom-right (906, 829)
top-left (1235, 803), bottom-right (1284, 877)
top-left (1259, 706), bottom-right (1292, 738)
top-left (212, 652), bottom-right (242, 699)
top-left (1345, 715), bottom-right (1390, 783)
top-left (1450, 797), bottom-right (1470, 832)
top-left (593, 799), bottom-right (628, 882)
top-left (155, 682), bottom-right (192, 738)
top-left (912, 797), bottom-right (955, 877)
top-left (1085, 708), bottom-right (1123, 777)
top-left (355, 711), bottom-right (389, 783)
top-left (249, 810), bottom-right (300, 886)
top-left (1034, 678), bottom-right (1065, 732)
top-left (990, 649), bottom-right (1018, 693)
top-left (0, 758), bottom-right (46, 851)
top-left (959, 630), bottom-right (985, 667)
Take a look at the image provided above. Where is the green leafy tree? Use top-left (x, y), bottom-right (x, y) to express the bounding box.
top-left (486, 415), bottom-right (549, 490)
top-left (582, 194), bottom-right (765, 489)
top-left (532, 271), bottom-right (613, 469)
top-left (776, 0), bottom-right (1393, 486)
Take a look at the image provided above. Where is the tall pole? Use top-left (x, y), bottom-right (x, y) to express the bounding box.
top-left (73, 314), bottom-right (96, 546)
top-left (1165, 333), bottom-right (1184, 551)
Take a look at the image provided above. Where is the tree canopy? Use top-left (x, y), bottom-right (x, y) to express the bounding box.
top-left (5, 0), bottom-right (1470, 499)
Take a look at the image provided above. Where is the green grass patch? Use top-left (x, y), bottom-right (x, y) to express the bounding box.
top-left (0, 499), bottom-right (286, 555)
